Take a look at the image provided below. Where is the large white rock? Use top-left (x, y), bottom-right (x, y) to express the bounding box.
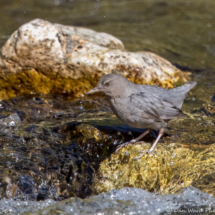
top-left (0, 19), bottom-right (186, 99)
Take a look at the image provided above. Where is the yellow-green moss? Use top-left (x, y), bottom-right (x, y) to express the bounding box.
top-left (0, 70), bottom-right (100, 100)
top-left (96, 142), bottom-right (215, 196)
top-left (0, 69), bottom-right (189, 100)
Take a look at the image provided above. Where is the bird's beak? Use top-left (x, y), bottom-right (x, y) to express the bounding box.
top-left (86, 87), bottom-right (101, 95)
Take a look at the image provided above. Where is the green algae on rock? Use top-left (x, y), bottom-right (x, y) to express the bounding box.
top-left (96, 142), bottom-right (215, 196)
top-left (0, 19), bottom-right (189, 100)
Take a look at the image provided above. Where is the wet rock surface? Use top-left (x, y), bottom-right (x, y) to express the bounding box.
top-left (0, 95), bottom-right (98, 200)
top-left (0, 125), bottom-right (96, 200)
top-left (0, 18), bottom-right (188, 100)
top-left (0, 92), bottom-right (154, 201)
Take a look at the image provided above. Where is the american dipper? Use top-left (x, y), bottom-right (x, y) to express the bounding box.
top-left (87, 74), bottom-right (197, 159)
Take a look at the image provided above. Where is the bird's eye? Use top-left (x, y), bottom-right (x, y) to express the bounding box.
top-left (104, 81), bottom-right (110, 87)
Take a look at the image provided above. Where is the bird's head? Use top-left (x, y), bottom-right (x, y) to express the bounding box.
top-left (87, 74), bottom-right (128, 98)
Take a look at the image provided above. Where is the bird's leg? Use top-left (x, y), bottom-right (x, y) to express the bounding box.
top-left (115, 129), bottom-right (150, 153)
top-left (130, 129), bottom-right (151, 142)
top-left (134, 128), bottom-right (164, 160)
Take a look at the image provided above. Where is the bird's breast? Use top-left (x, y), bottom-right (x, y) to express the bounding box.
top-left (110, 97), bottom-right (141, 125)
top-left (110, 98), bottom-right (130, 120)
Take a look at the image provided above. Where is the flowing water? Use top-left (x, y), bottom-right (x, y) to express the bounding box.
top-left (0, 0), bottom-right (215, 69)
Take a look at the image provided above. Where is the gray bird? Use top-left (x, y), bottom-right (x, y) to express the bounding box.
top-left (87, 74), bottom-right (197, 159)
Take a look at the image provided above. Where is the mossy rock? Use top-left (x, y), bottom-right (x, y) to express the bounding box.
top-left (96, 142), bottom-right (215, 196)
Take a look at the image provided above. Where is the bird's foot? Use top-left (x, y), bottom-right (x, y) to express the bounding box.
top-left (115, 139), bottom-right (137, 153)
top-left (115, 142), bottom-right (130, 153)
top-left (133, 149), bottom-right (154, 160)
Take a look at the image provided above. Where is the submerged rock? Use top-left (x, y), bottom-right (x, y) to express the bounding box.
top-left (96, 141), bottom-right (215, 196)
top-left (1, 187), bottom-right (214, 215)
top-left (0, 19), bottom-right (188, 100)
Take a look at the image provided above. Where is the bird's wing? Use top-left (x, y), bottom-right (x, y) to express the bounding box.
top-left (130, 92), bottom-right (185, 121)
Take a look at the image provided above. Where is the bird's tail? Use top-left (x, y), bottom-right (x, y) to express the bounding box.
top-left (168, 81), bottom-right (197, 109)
top-left (175, 81), bottom-right (197, 94)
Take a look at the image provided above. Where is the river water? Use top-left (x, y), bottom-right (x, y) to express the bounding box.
top-left (0, 0), bottom-right (215, 69)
